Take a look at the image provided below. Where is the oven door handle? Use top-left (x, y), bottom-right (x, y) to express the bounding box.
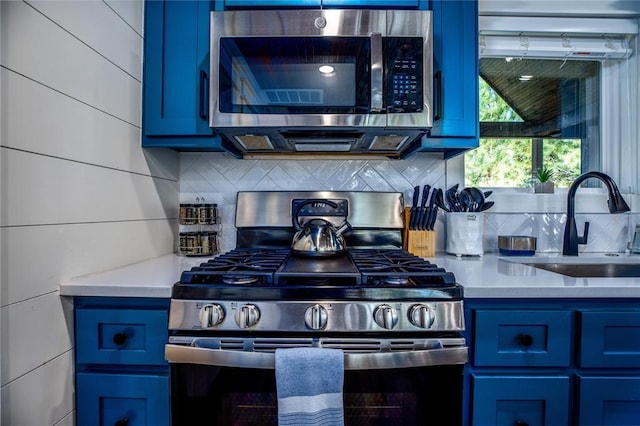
top-left (165, 344), bottom-right (467, 370)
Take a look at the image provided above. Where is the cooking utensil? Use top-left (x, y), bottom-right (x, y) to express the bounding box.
top-left (418, 185), bottom-right (430, 230)
top-left (421, 186), bottom-right (432, 230)
top-left (459, 189), bottom-right (474, 212)
top-left (479, 201), bottom-right (494, 211)
top-left (468, 187), bottom-right (485, 212)
top-left (426, 188), bottom-right (439, 230)
top-left (290, 199), bottom-right (352, 257)
top-left (409, 186), bottom-right (420, 230)
top-left (434, 188), bottom-right (449, 212)
top-left (445, 184), bottom-right (460, 212)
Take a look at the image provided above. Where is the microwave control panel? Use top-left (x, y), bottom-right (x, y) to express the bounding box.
top-left (385, 38), bottom-right (424, 114)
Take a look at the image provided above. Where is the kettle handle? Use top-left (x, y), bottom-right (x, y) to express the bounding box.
top-left (292, 199), bottom-right (338, 231)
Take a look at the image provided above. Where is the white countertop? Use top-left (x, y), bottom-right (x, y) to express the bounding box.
top-left (59, 253), bottom-right (640, 299)
top-left (59, 254), bottom-right (215, 298)
top-left (430, 253), bottom-right (640, 298)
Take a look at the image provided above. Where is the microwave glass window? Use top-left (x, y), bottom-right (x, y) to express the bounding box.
top-left (219, 37), bottom-right (371, 114)
top-left (230, 58), bottom-right (356, 106)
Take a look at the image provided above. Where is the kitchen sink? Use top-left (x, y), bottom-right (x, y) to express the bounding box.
top-left (525, 262), bottom-right (640, 278)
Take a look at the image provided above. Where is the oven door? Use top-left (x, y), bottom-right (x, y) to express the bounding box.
top-left (166, 336), bottom-right (466, 425)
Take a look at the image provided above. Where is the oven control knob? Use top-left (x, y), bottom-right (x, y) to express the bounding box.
top-left (234, 304), bottom-right (260, 329)
top-left (304, 304), bottom-right (328, 330)
top-left (373, 304), bottom-right (398, 329)
top-left (198, 304), bottom-right (225, 328)
top-left (408, 304), bottom-right (436, 329)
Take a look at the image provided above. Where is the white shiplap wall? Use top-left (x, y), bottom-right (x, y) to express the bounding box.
top-left (0, 1), bottom-right (179, 424)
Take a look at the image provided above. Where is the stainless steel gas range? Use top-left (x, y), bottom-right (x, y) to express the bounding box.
top-left (166, 191), bottom-right (467, 425)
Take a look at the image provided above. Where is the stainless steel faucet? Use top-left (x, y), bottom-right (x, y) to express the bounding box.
top-left (563, 171), bottom-right (630, 256)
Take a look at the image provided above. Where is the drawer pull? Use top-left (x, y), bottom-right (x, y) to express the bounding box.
top-left (516, 334), bottom-right (534, 348)
top-left (115, 418), bottom-right (129, 426)
top-left (112, 332), bottom-right (128, 346)
top-left (514, 421), bottom-right (529, 426)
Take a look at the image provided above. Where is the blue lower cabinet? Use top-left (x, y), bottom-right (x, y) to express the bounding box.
top-left (578, 376), bottom-right (640, 425)
top-left (76, 308), bottom-right (168, 366)
top-left (579, 310), bottom-right (640, 368)
top-left (472, 375), bottom-right (571, 426)
top-left (74, 298), bottom-right (170, 426)
top-left (473, 309), bottom-right (572, 367)
top-left (76, 372), bottom-right (169, 426)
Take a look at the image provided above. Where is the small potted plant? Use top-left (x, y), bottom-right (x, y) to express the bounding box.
top-left (534, 167), bottom-right (555, 193)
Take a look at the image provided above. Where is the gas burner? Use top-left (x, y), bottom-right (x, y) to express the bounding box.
top-left (221, 275), bottom-right (260, 285)
top-left (382, 277), bottom-right (411, 286)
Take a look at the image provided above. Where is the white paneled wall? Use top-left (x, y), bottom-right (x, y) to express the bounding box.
top-left (0, 1), bottom-right (178, 424)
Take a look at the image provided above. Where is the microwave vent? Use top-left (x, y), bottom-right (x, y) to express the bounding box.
top-left (293, 142), bottom-right (352, 152)
top-left (284, 131), bottom-right (362, 152)
top-left (234, 135), bottom-right (274, 150)
top-left (369, 135), bottom-right (410, 151)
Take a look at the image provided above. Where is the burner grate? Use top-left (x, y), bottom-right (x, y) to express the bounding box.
top-left (350, 249), bottom-right (456, 286)
top-left (179, 248), bottom-right (290, 285)
top-left (179, 248), bottom-right (456, 288)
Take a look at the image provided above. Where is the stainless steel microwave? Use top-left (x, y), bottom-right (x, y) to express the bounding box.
top-left (209, 9), bottom-right (433, 157)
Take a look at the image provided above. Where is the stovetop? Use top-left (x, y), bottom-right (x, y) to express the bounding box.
top-left (173, 248), bottom-right (461, 301)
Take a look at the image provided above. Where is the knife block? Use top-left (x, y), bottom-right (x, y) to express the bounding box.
top-left (403, 207), bottom-right (436, 257)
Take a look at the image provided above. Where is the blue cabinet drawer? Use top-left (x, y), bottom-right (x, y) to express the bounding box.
top-left (579, 310), bottom-right (640, 368)
top-left (578, 376), bottom-right (640, 425)
top-left (473, 310), bottom-right (572, 367)
top-left (77, 372), bottom-right (169, 426)
top-left (76, 308), bottom-right (168, 365)
top-left (472, 375), bottom-right (571, 425)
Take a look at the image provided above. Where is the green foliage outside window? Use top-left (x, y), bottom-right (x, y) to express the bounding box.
top-left (466, 78), bottom-right (581, 188)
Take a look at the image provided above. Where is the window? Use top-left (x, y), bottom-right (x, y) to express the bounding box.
top-left (465, 10), bottom-right (636, 190)
top-left (466, 57), bottom-right (597, 188)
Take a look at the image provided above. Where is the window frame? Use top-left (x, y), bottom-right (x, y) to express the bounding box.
top-left (458, 11), bottom-right (639, 214)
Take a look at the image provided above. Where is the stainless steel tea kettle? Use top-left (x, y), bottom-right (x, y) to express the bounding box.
top-left (290, 199), bottom-right (352, 257)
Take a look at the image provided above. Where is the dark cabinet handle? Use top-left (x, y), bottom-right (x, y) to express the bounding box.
top-left (516, 334), bottom-right (534, 348)
top-left (514, 421), bottom-right (529, 426)
top-left (433, 70), bottom-right (442, 121)
top-left (112, 332), bottom-right (128, 346)
top-left (115, 418), bottom-right (129, 426)
top-left (199, 70), bottom-right (209, 121)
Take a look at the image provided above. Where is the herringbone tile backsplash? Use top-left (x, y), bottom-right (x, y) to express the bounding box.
top-left (180, 152), bottom-right (634, 254)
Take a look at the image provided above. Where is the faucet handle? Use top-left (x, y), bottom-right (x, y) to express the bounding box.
top-left (578, 221), bottom-right (590, 245)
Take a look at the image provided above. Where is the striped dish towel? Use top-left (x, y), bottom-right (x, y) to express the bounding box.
top-left (275, 347), bottom-right (344, 426)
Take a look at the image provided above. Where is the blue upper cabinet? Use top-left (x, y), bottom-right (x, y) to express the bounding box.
top-left (143, 0), bottom-right (478, 157)
top-left (420, 0), bottom-right (479, 157)
top-left (142, 1), bottom-right (224, 150)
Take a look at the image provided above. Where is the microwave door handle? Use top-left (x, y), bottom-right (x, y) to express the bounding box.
top-left (370, 32), bottom-right (383, 112)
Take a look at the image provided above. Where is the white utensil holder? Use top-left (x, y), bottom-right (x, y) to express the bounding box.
top-left (446, 212), bottom-right (484, 256)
